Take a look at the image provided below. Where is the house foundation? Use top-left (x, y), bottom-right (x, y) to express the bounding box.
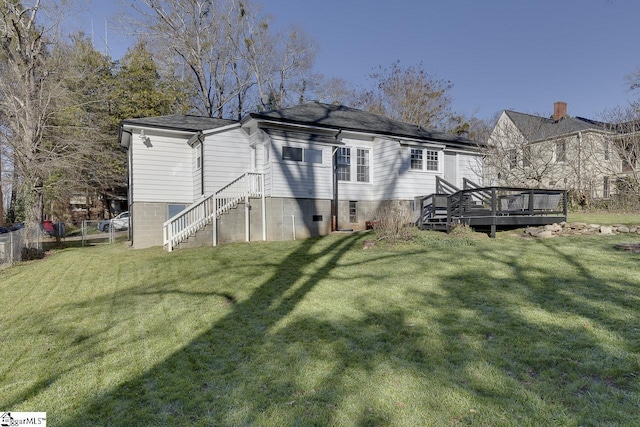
top-left (129, 197), bottom-right (406, 249)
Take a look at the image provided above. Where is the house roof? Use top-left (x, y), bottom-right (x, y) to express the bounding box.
top-left (504, 110), bottom-right (607, 141)
top-left (251, 102), bottom-right (481, 147)
top-left (120, 103), bottom-right (482, 149)
top-left (121, 115), bottom-right (236, 132)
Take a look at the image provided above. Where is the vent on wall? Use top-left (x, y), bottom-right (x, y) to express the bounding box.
top-left (312, 215), bottom-right (323, 222)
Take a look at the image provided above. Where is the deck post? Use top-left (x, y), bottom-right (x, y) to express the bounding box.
top-left (261, 175), bottom-right (266, 241)
top-left (245, 192), bottom-right (250, 242)
top-left (446, 196), bottom-right (452, 233)
top-left (490, 188), bottom-right (496, 216)
top-left (213, 195), bottom-right (218, 247)
top-left (528, 189), bottom-right (534, 215)
top-left (490, 188), bottom-right (497, 238)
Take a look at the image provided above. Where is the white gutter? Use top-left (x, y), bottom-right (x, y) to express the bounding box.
top-left (121, 124), bottom-right (197, 137)
top-left (202, 122), bottom-right (242, 137)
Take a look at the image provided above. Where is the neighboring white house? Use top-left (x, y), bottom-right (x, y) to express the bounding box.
top-left (119, 102), bottom-right (483, 249)
top-left (486, 102), bottom-right (639, 202)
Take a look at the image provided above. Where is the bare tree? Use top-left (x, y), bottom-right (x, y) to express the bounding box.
top-left (586, 105), bottom-right (640, 206)
top-left (244, 25), bottom-right (317, 110)
top-left (0, 0), bottom-right (62, 230)
top-left (0, 1), bottom-right (119, 229)
top-left (352, 61), bottom-right (455, 131)
top-left (485, 111), bottom-right (567, 188)
top-left (308, 75), bottom-right (354, 106)
top-left (484, 104), bottom-right (640, 209)
top-left (127, 0), bottom-right (318, 119)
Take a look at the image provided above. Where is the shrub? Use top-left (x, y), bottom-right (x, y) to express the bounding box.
top-left (371, 200), bottom-right (415, 243)
top-left (21, 247), bottom-right (45, 261)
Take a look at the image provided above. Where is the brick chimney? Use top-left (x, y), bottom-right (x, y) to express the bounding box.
top-left (553, 101), bottom-right (567, 121)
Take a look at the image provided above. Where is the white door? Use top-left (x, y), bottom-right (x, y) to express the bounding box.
top-left (444, 151), bottom-right (458, 187)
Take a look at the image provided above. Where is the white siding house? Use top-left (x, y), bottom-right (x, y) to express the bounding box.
top-left (486, 102), bottom-right (639, 201)
top-left (120, 103), bottom-right (484, 249)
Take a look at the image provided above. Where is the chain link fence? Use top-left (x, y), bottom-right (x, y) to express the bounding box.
top-left (0, 220), bottom-right (129, 269)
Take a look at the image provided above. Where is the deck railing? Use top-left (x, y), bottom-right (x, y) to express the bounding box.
top-left (163, 172), bottom-right (263, 251)
top-left (446, 187), bottom-right (567, 220)
top-left (419, 186), bottom-right (567, 232)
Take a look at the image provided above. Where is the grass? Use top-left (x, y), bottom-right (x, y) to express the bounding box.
top-left (567, 211), bottom-right (640, 225)
top-left (1, 229), bottom-right (639, 426)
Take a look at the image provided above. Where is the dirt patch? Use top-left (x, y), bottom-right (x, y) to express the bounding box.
top-left (614, 243), bottom-right (640, 253)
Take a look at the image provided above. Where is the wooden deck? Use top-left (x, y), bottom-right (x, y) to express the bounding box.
top-left (418, 186), bottom-right (567, 238)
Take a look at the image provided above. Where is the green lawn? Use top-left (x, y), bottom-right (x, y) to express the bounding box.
top-left (1, 231), bottom-right (639, 426)
top-left (567, 211), bottom-right (640, 225)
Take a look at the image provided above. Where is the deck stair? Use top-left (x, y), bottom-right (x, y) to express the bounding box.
top-left (163, 172), bottom-right (264, 251)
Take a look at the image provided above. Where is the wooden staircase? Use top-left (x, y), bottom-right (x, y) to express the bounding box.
top-left (163, 173), bottom-right (264, 252)
top-left (418, 177), bottom-right (482, 230)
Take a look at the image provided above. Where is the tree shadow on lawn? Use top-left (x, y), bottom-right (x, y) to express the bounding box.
top-left (23, 234), bottom-right (639, 426)
top-left (416, 238), bottom-right (640, 425)
top-left (56, 232), bottom-right (394, 426)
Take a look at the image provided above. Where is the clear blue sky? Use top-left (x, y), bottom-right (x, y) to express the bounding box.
top-left (78, 0), bottom-right (640, 121)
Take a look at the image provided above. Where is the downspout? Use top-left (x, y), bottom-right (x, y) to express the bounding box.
top-left (120, 128), bottom-right (134, 245)
top-left (332, 129), bottom-right (344, 232)
top-left (200, 140), bottom-right (205, 196)
top-left (128, 141), bottom-right (133, 244)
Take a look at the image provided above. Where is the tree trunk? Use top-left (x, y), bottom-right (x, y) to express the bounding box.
top-left (25, 185), bottom-right (43, 248)
top-left (0, 152), bottom-right (3, 227)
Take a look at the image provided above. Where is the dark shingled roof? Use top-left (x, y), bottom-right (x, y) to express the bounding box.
top-left (121, 115), bottom-right (236, 132)
top-left (121, 104), bottom-right (482, 148)
top-left (251, 102), bottom-right (480, 147)
top-left (505, 110), bottom-right (607, 141)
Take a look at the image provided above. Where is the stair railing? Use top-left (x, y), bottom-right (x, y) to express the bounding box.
top-left (435, 176), bottom-right (460, 195)
top-left (163, 172), bottom-right (263, 252)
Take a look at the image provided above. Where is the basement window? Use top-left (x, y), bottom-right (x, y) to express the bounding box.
top-left (167, 204), bottom-right (187, 220)
top-left (349, 201), bottom-right (357, 223)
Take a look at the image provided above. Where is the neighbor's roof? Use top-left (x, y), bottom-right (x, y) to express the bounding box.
top-left (504, 110), bottom-right (608, 141)
top-left (251, 102), bottom-right (481, 147)
top-left (121, 115), bottom-right (236, 132)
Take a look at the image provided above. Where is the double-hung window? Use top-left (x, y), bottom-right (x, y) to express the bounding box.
top-left (522, 146), bottom-right (531, 168)
top-left (508, 149), bottom-right (517, 170)
top-left (196, 143), bottom-right (202, 170)
top-left (337, 147), bottom-right (351, 181)
top-left (425, 150), bottom-right (438, 171)
top-left (410, 148), bottom-right (423, 170)
top-left (356, 149), bottom-right (370, 182)
top-left (411, 148), bottom-right (439, 172)
top-left (556, 141), bottom-right (566, 162)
